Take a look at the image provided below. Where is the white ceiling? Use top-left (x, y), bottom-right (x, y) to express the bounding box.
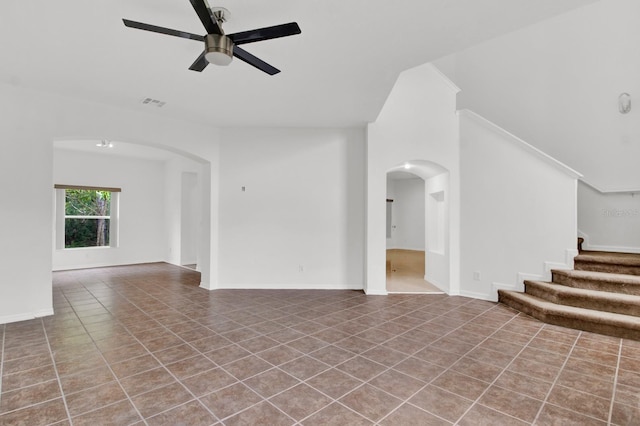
top-left (54, 140), bottom-right (180, 162)
top-left (1, 0), bottom-right (597, 128)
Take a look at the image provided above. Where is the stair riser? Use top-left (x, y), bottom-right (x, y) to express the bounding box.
top-left (574, 261), bottom-right (640, 276)
top-left (499, 291), bottom-right (640, 340)
top-left (552, 273), bottom-right (640, 296)
top-left (525, 282), bottom-right (640, 317)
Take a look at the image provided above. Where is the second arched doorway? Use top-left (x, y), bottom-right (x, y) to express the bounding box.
top-left (386, 160), bottom-right (450, 294)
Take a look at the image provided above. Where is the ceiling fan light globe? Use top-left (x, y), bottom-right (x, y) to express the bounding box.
top-left (205, 34), bottom-right (234, 66)
top-left (205, 50), bottom-right (233, 66)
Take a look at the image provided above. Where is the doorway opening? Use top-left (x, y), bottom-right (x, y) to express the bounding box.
top-left (52, 139), bottom-right (205, 275)
top-left (385, 161), bottom-right (449, 294)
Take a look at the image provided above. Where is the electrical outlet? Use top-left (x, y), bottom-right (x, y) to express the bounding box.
top-left (473, 271), bottom-right (481, 281)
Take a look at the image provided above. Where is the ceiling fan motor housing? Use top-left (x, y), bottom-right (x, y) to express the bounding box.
top-left (122, 0), bottom-right (300, 74)
top-left (205, 34), bottom-right (234, 65)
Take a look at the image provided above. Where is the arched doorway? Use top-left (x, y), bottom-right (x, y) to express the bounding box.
top-left (385, 160), bottom-right (450, 293)
top-left (52, 138), bottom-right (210, 281)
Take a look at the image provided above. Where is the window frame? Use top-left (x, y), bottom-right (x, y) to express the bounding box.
top-left (54, 185), bottom-right (120, 250)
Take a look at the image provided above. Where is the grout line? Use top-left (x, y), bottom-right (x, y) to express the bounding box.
top-left (20, 289), bottom-right (456, 422)
top-left (531, 330), bottom-right (581, 424)
top-left (82, 293), bottom-right (222, 424)
top-left (88, 274), bottom-right (343, 423)
top-left (41, 318), bottom-right (74, 426)
top-left (47, 264), bottom-right (630, 426)
top-left (367, 299), bottom-right (520, 424)
top-left (452, 313), bottom-right (547, 425)
top-left (60, 286), bottom-right (149, 425)
top-left (607, 339), bottom-right (623, 425)
top-left (192, 290), bottom-right (455, 423)
top-left (0, 323), bottom-right (5, 398)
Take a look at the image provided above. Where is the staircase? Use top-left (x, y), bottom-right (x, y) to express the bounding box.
top-left (499, 251), bottom-right (640, 340)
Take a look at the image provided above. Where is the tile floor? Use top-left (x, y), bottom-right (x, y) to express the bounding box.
top-left (1, 263), bottom-right (639, 425)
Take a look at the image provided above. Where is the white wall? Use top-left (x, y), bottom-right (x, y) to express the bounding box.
top-left (386, 179), bottom-right (396, 246)
top-left (367, 63), bottom-right (461, 295)
top-left (459, 110), bottom-right (580, 300)
top-left (165, 157), bottom-right (203, 267)
top-left (436, 0), bottom-right (640, 193)
top-left (0, 88), bottom-right (54, 323)
top-left (0, 80), bottom-right (370, 323)
top-left (217, 127), bottom-right (365, 289)
top-left (387, 178), bottom-right (425, 251)
top-left (0, 82), bottom-right (218, 323)
top-left (425, 172), bottom-right (450, 288)
top-left (53, 149), bottom-right (167, 269)
top-left (578, 182), bottom-right (640, 253)
top-left (180, 172), bottom-right (200, 265)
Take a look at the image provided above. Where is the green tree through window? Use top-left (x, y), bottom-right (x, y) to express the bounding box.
top-left (65, 189), bottom-right (112, 248)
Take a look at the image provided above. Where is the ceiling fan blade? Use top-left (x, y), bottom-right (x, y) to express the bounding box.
top-left (229, 22), bottom-right (301, 45)
top-left (189, 0), bottom-right (222, 35)
top-left (189, 51), bottom-right (209, 72)
top-left (233, 46), bottom-right (280, 75)
top-left (123, 19), bottom-right (205, 42)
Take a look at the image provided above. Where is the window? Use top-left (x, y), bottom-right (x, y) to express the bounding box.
top-left (55, 185), bottom-right (120, 249)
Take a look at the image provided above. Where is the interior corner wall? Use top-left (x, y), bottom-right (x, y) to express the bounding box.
top-left (180, 171), bottom-right (200, 266)
top-left (165, 157), bottom-right (203, 267)
top-left (425, 172), bottom-right (450, 289)
top-left (459, 112), bottom-right (577, 300)
top-left (387, 178), bottom-right (425, 251)
top-left (0, 82), bottom-right (219, 324)
top-left (217, 127), bottom-right (365, 290)
top-left (578, 181), bottom-right (640, 253)
top-left (385, 179), bottom-right (396, 248)
top-left (367, 63), bottom-right (460, 295)
top-left (434, 0), bottom-right (640, 192)
top-left (165, 158), bottom-right (182, 266)
top-left (0, 86), bottom-right (54, 323)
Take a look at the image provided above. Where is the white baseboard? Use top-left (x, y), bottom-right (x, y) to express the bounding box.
top-left (210, 282), bottom-right (364, 291)
top-left (577, 231), bottom-right (640, 254)
top-left (459, 290), bottom-right (496, 302)
top-left (491, 282), bottom-right (516, 302)
top-left (491, 272), bottom-right (540, 301)
top-left (582, 244), bottom-right (640, 254)
top-left (199, 282), bottom-right (218, 291)
top-left (545, 249), bottom-right (578, 273)
top-left (490, 248), bottom-right (576, 301)
top-left (0, 308), bottom-right (54, 325)
top-left (424, 276), bottom-right (449, 294)
top-left (364, 288), bottom-right (388, 296)
top-left (517, 272), bottom-right (544, 288)
top-left (53, 259), bottom-right (166, 271)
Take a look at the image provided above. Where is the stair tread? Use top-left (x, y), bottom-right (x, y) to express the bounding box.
top-left (500, 290), bottom-right (640, 327)
top-left (526, 280), bottom-right (640, 302)
top-left (552, 268), bottom-right (640, 284)
top-left (575, 251), bottom-right (640, 266)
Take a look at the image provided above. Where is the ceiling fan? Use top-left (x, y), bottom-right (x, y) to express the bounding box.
top-left (123, 0), bottom-right (301, 75)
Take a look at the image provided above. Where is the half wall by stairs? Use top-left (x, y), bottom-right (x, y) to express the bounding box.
top-left (499, 251), bottom-right (640, 340)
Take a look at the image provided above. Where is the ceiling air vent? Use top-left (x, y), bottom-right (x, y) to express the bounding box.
top-left (141, 97), bottom-right (166, 108)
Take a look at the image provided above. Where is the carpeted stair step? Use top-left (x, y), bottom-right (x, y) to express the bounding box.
top-left (498, 290), bottom-right (640, 340)
top-left (574, 251), bottom-right (640, 276)
top-left (552, 269), bottom-right (640, 295)
top-left (525, 280), bottom-right (640, 317)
